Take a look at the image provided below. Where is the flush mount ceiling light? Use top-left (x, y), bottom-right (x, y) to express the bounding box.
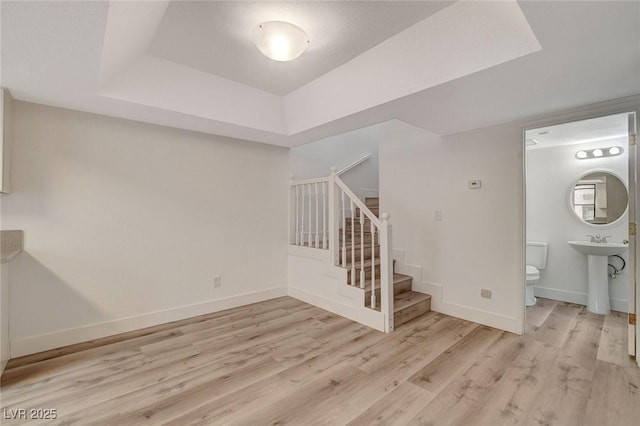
top-left (252, 21), bottom-right (310, 62)
top-left (575, 146), bottom-right (624, 160)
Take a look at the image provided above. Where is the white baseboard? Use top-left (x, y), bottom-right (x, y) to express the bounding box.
top-left (394, 249), bottom-right (518, 333)
top-left (10, 286), bottom-right (288, 357)
top-left (413, 279), bottom-right (518, 332)
top-left (533, 286), bottom-right (628, 313)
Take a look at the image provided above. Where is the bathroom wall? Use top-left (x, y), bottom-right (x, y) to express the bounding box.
top-left (526, 136), bottom-right (629, 311)
top-left (1, 102), bottom-right (289, 356)
top-left (289, 125), bottom-right (379, 197)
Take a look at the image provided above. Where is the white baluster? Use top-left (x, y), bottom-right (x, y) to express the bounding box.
top-left (360, 209), bottom-right (365, 289)
top-left (329, 168), bottom-right (338, 266)
top-left (300, 185), bottom-right (305, 246)
top-left (350, 199), bottom-right (355, 286)
top-left (308, 184), bottom-right (312, 247)
top-left (341, 191), bottom-right (346, 267)
top-left (315, 182), bottom-right (319, 248)
top-left (380, 213), bottom-right (394, 332)
top-left (322, 182), bottom-right (327, 249)
top-left (295, 185), bottom-right (299, 245)
top-left (371, 220), bottom-right (376, 309)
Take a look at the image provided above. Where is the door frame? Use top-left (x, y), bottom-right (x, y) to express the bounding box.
top-left (520, 95), bottom-right (640, 365)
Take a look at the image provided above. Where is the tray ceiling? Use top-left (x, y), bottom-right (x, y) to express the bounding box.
top-left (1, 1), bottom-right (639, 147)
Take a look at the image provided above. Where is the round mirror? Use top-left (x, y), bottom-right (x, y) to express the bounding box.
top-left (570, 171), bottom-right (628, 226)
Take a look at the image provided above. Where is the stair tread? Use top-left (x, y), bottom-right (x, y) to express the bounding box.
top-left (341, 227), bottom-right (376, 233)
top-left (363, 275), bottom-right (413, 300)
top-left (344, 257), bottom-right (381, 269)
top-left (340, 242), bottom-right (379, 248)
top-left (393, 291), bottom-right (432, 312)
top-left (364, 273), bottom-right (412, 288)
top-left (362, 274), bottom-right (412, 291)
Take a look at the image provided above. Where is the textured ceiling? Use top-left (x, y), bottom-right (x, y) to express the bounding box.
top-left (526, 113), bottom-right (630, 150)
top-left (1, 1), bottom-right (639, 148)
top-left (148, 1), bottom-right (453, 95)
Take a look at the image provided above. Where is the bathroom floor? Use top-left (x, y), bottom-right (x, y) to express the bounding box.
top-left (527, 297), bottom-right (631, 366)
top-left (526, 297), bottom-right (561, 333)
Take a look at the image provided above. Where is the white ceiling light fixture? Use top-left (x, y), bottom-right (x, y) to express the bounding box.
top-left (252, 21), bottom-right (310, 62)
top-left (575, 146), bottom-right (624, 160)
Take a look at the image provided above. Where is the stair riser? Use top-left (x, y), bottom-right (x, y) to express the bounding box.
top-left (339, 246), bottom-right (380, 261)
top-left (365, 198), bottom-right (379, 207)
top-left (347, 267), bottom-right (381, 284)
top-left (339, 224), bottom-right (378, 236)
top-left (394, 298), bottom-right (432, 327)
top-left (365, 279), bottom-right (412, 301)
top-left (339, 234), bottom-right (376, 244)
top-left (344, 218), bottom-right (374, 226)
top-left (355, 207), bottom-right (379, 218)
top-left (363, 205), bottom-right (379, 212)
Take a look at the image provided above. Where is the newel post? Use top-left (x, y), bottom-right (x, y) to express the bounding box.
top-left (289, 173), bottom-right (295, 245)
top-left (328, 167), bottom-right (339, 265)
top-left (380, 212), bottom-right (394, 332)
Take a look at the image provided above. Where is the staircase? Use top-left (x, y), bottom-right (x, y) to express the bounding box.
top-left (339, 197), bottom-right (432, 327)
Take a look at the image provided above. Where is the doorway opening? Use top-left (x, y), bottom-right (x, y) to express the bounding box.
top-left (524, 112), bottom-right (637, 360)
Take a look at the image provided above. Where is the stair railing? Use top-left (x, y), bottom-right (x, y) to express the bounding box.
top-left (336, 153), bottom-right (372, 176)
top-left (289, 176), bottom-right (330, 249)
top-left (289, 167), bottom-right (394, 332)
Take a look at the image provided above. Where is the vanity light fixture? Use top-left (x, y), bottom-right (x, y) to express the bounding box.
top-left (575, 146), bottom-right (624, 160)
top-left (252, 21), bottom-right (310, 62)
top-left (609, 146), bottom-right (621, 155)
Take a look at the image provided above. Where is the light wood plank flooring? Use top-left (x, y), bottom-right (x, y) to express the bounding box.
top-left (1, 296), bottom-right (638, 425)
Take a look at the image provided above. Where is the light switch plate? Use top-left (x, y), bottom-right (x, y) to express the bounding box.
top-left (469, 179), bottom-right (482, 189)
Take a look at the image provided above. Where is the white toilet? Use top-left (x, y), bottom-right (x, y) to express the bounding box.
top-left (526, 242), bottom-right (548, 306)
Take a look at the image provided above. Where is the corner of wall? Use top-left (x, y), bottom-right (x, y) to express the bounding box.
top-left (393, 248), bottom-right (519, 333)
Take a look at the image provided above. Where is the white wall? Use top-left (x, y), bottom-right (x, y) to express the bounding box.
top-left (1, 102), bottom-right (289, 356)
top-left (379, 120), bottom-right (524, 333)
top-left (289, 125), bottom-right (379, 197)
top-left (526, 137), bottom-right (629, 311)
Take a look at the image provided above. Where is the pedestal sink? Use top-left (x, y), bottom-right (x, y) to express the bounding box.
top-left (568, 241), bottom-right (627, 314)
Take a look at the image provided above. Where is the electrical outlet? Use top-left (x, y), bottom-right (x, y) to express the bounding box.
top-left (434, 209), bottom-right (442, 221)
top-left (214, 276), bottom-right (222, 288)
top-left (481, 289), bottom-right (492, 299)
